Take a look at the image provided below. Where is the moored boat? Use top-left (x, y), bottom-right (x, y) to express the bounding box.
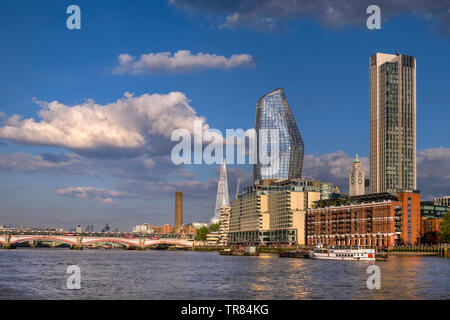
top-left (279, 250), bottom-right (312, 258)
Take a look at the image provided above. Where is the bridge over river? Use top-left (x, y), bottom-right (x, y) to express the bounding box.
top-left (0, 233), bottom-right (193, 249)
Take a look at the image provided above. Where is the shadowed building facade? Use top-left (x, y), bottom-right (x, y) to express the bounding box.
top-left (253, 88), bottom-right (304, 183)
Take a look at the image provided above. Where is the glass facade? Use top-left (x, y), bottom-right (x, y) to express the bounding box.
top-left (253, 88), bottom-right (304, 182)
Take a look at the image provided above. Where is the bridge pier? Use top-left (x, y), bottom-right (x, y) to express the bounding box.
top-left (71, 236), bottom-right (84, 250)
top-left (2, 235), bottom-right (13, 249)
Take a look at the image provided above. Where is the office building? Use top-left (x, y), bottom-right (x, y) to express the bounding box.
top-left (434, 196), bottom-right (450, 208)
top-left (420, 201), bottom-right (449, 219)
top-left (370, 52), bottom-right (416, 193)
top-left (206, 232), bottom-right (220, 246)
top-left (254, 88), bottom-right (304, 182)
top-left (218, 206), bottom-right (231, 246)
top-left (349, 154), bottom-right (365, 196)
top-left (306, 191), bottom-right (421, 247)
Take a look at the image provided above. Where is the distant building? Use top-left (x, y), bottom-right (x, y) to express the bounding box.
top-left (254, 88), bottom-right (304, 182)
top-left (420, 201), bottom-right (448, 219)
top-left (132, 223), bottom-right (154, 234)
top-left (420, 216), bottom-right (442, 245)
top-left (218, 206), bottom-right (231, 246)
top-left (370, 53), bottom-right (417, 193)
top-left (192, 222), bottom-right (208, 230)
top-left (421, 218), bottom-right (442, 235)
top-left (307, 191), bottom-right (421, 247)
top-left (365, 179), bottom-right (370, 195)
top-left (150, 224), bottom-right (175, 234)
top-left (178, 224), bottom-right (196, 240)
top-left (349, 154), bottom-right (365, 196)
top-left (75, 225), bottom-right (83, 233)
top-left (434, 196), bottom-right (450, 208)
top-left (206, 232), bottom-right (220, 246)
top-left (84, 225), bottom-right (94, 233)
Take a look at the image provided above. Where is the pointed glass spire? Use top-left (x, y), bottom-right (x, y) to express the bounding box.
top-left (212, 159), bottom-right (230, 223)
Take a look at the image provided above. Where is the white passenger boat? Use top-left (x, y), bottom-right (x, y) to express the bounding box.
top-left (310, 245), bottom-right (375, 261)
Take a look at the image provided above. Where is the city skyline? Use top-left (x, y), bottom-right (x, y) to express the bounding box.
top-left (0, 1), bottom-right (449, 230)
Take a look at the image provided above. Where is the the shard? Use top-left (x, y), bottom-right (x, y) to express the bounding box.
top-left (254, 88), bottom-right (304, 182)
top-left (211, 159), bottom-right (230, 224)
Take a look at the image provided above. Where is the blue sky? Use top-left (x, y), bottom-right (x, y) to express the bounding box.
top-left (0, 0), bottom-right (449, 230)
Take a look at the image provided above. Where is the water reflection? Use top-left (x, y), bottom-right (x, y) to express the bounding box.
top-left (0, 249), bottom-right (448, 299)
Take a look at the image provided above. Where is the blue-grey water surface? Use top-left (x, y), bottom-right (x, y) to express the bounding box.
top-left (0, 249), bottom-right (448, 299)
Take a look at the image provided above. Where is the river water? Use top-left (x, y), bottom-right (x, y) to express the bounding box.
top-left (0, 249), bottom-right (448, 299)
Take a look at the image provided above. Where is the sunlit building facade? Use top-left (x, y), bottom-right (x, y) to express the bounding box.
top-left (229, 179), bottom-right (333, 245)
top-left (369, 53), bottom-right (417, 193)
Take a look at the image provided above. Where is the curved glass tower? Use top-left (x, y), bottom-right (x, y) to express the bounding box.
top-left (253, 88), bottom-right (304, 182)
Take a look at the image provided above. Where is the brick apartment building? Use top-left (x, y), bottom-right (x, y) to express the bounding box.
top-left (306, 191), bottom-right (421, 247)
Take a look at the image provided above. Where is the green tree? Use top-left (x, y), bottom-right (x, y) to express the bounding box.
top-left (439, 212), bottom-right (450, 243)
top-left (194, 223), bottom-right (220, 241)
top-left (194, 226), bottom-right (208, 241)
top-left (209, 223), bottom-right (220, 232)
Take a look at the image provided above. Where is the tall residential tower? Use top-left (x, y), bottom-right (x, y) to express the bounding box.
top-left (253, 88), bottom-right (304, 182)
top-left (369, 53), bottom-right (417, 193)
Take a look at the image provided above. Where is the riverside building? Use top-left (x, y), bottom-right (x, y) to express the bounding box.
top-left (306, 191), bottom-right (421, 247)
top-left (228, 178), bottom-right (334, 246)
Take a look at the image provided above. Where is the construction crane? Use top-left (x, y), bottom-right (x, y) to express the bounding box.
top-left (235, 179), bottom-right (240, 199)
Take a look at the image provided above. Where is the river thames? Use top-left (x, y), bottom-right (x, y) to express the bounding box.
top-left (0, 249), bottom-right (448, 300)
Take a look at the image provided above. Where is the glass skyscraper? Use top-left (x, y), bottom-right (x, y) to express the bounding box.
top-left (253, 88), bottom-right (304, 182)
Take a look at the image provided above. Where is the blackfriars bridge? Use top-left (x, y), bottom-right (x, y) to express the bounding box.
top-left (0, 233), bottom-right (193, 249)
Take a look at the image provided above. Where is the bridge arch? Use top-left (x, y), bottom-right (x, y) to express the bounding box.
top-left (145, 240), bottom-right (193, 248)
top-left (10, 236), bottom-right (77, 246)
top-left (82, 238), bottom-right (140, 247)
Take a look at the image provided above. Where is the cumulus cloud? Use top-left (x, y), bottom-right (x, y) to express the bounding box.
top-left (303, 151), bottom-right (369, 193)
top-left (112, 50), bottom-right (255, 74)
top-left (0, 92), bottom-right (209, 157)
top-left (417, 147), bottom-right (450, 199)
top-left (55, 186), bottom-right (135, 205)
top-left (169, 0), bottom-right (450, 33)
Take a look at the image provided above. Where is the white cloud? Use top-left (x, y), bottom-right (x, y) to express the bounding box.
top-left (0, 92), bottom-right (209, 156)
top-left (112, 50), bottom-right (255, 74)
top-left (55, 186), bottom-right (134, 205)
